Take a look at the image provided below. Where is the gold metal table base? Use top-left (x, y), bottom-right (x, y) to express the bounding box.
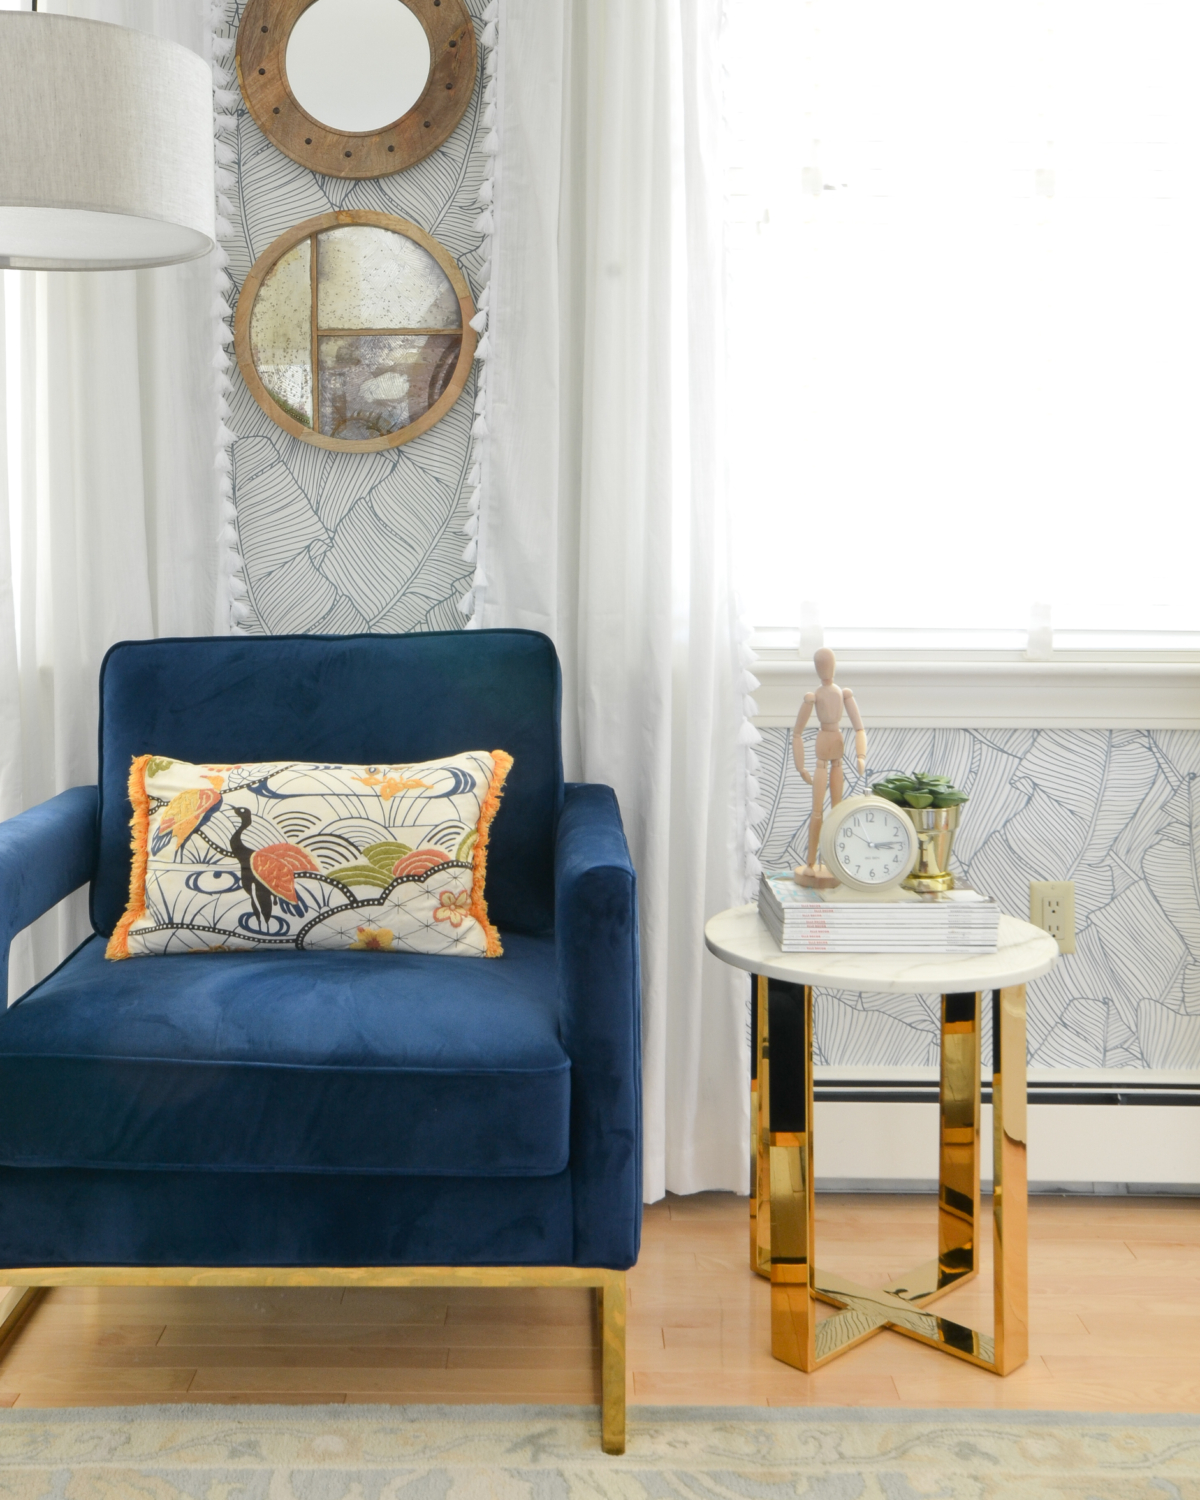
top-left (751, 977), bottom-right (1028, 1376)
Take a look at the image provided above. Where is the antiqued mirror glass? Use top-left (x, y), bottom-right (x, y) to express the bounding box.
top-left (318, 334), bottom-right (461, 441)
top-left (317, 226), bottom-right (461, 330)
top-left (248, 239), bottom-right (313, 427)
top-left (236, 212), bottom-right (476, 451)
top-left (285, 0), bottom-right (432, 133)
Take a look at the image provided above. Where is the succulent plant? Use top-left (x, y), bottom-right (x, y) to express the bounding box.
top-left (871, 772), bottom-right (968, 810)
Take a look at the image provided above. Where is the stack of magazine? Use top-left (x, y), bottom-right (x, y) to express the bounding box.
top-left (758, 873), bottom-right (999, 953)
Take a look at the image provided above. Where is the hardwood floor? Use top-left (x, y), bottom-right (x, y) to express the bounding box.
top-left (0, 1191), bottom-right (1196, 1409)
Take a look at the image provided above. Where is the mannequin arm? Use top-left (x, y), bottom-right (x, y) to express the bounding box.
top-left (844, 690), bottom-right (867, 775)
top-left (792, 695), bottom-right (815, 784)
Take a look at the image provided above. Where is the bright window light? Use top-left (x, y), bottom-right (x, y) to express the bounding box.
top-left (725, 1), bottom-right (1200, 646)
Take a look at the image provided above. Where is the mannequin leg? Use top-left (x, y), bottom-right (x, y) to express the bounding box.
top-left (830, 760), bottom-right (844, 808)
top-left (806, 761), bottom-right (829, 869)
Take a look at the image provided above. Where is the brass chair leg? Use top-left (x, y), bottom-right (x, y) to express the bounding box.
top-left (0, 1286), bottom-right (40, 1351)
top-left (0, 1269), bottom-right (634, 1449)
top-left (599, 1270), bottom-right (626, 1454)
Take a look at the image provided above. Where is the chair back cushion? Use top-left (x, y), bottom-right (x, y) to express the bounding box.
top-left (93, 631), bottom-right (562, 938)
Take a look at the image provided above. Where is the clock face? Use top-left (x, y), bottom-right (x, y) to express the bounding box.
top-left (828, 802), bottom-right (915, 888)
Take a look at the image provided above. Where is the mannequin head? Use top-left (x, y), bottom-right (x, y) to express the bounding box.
top-left (814, 647), bottom-right (836, 684)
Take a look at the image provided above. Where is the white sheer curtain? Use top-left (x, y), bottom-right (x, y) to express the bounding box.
top-left (0, 0), bottom-right (220, 1000)
top-left (484, 0), bottom-right (749, 1198)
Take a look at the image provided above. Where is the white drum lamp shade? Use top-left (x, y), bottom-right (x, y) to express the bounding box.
top-left (0, 12), bottom-right (215, 271)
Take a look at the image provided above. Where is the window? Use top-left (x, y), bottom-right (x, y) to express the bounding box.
top-left (725, 1), bottom-right (1200, 657)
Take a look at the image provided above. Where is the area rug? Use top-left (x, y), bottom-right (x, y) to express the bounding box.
top-left (0, 1403), bottom-right (1197, 1499)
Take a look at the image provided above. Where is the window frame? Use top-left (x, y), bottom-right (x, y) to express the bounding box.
top-left (750, 628), bottom-right (1200, 729)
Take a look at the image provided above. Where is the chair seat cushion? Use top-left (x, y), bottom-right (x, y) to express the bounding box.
top-left (0, 936), bottom-right (569, 1176)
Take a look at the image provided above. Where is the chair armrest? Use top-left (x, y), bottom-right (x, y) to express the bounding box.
top-left (0, 786), bottom-right (98, 998)
top-left (556, 782), bottom-right (641, 1268)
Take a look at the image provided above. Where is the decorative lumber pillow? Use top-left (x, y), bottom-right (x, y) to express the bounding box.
top-left (107, 751), bottom-right (512, 960)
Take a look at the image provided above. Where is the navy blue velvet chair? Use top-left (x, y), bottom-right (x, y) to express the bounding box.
top-left (0, 630), bottom-right (641, 1450)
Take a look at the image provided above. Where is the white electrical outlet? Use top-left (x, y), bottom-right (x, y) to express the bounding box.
top-left (1030, 880), bottom-right (1075, 954)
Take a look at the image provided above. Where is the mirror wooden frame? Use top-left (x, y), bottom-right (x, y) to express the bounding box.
top-left (234, 209), bottom-right (478, 452)
top-left (236, 0), bottom-right (477, 179)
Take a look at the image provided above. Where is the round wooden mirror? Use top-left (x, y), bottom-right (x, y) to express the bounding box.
top-left (234, 210), bottom-right (477, 451)
top-left (237, 0), bottom-right (477, 179)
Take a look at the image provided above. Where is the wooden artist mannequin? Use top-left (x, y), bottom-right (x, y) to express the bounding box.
top-left (793, 647), bottom-right (867, 887)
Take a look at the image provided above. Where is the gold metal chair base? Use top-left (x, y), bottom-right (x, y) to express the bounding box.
top-left (0, 1264), bottom-right (627, 1454)
top-left (750, 977), bottom-right (1028, 1377)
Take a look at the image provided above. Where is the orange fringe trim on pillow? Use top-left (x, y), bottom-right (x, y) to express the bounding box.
top-left (105, 754), bottom-right (152, 961)
top-left (472, 749), bottom-right (514, 957)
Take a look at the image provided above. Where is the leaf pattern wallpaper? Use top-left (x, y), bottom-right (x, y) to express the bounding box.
top-left (217, 1), bottom-right (489, 635)
top-left (214, 9), bottom-right (1199, 1076)
top-left (755, 725), bottom-right (1200, 1071)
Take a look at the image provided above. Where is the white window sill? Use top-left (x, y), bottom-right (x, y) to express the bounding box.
top-left (751, 636), bottom-right (1200, 729)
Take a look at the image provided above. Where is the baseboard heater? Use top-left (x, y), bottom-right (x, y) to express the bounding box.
top-left (811, 1074), bottom-right (1200, 1195)
top-left (815, 1077), bottom-right (1200, 1106)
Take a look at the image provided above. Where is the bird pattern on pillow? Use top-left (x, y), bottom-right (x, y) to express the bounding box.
top-left (107, 751), bottom-right (512, 959)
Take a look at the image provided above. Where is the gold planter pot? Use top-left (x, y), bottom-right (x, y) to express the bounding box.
top-left (901, 805), bottom-right (961, 893)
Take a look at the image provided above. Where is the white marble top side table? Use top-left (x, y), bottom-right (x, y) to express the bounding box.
top-left (705, 904), bottom-right (1059, 1377)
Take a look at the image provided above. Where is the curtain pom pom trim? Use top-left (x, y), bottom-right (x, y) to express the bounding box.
top-left (209, 1), bottom-right (246, 637)
top-left (734, 600), bottom-right (764, 897)
top-left (457, 0), bottom-right (500, 630)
